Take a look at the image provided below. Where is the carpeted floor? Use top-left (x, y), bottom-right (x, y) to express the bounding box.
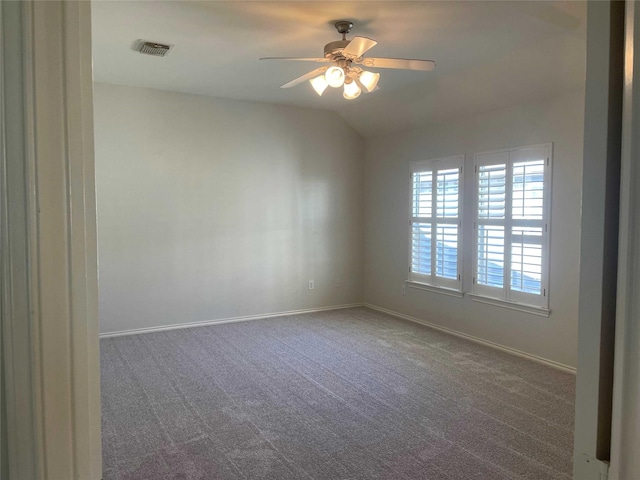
top-left (101, 307), bottom-right (575, 480)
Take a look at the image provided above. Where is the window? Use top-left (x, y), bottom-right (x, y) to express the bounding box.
top-left (473, 145), bottom-right (551, 309)
top-left (409, 156), bottom-right (463, 291)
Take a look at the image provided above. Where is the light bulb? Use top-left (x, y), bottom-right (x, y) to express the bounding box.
top-left (343, 80), bottom-right (361, 100)
top-left (359, 71), bottom-right (380, 92)
top-left (325, 66), bottom-right (345, 88)
top-left (309, 75), bottom-right (328, 96)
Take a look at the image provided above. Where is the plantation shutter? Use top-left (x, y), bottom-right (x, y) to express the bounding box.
top-left (409, 156), bottom-right (463, 290)
top-left (473, 145), bottom-right (551, 308)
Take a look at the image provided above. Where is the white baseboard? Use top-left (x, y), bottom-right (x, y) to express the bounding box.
top-left (364, 303), bottom-right (576, 374)
top-left (99, 303), bottom-right (365, 339)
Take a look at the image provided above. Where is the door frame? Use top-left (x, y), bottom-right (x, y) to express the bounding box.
top-left (1, 1), bottom-right (101, 478)
top-left (609, 1), bottom-right (640, 478)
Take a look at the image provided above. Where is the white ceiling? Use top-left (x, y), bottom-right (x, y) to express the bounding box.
top-left (92, 1), bottom-right (586, 136)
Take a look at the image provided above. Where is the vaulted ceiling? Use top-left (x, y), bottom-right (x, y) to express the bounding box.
top-left (92, 1), bottom-right (586, 136)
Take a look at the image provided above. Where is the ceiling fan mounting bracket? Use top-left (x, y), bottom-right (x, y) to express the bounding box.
top-left (334, 21), bottom-right (353, 37)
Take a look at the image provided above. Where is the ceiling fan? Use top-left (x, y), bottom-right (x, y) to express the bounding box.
top-left (260, 21), bottom-right (436, 100)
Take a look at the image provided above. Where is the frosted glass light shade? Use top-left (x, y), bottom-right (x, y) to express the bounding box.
top-left (343, 80), bottom-right (361, 99)
top-left (359, 71), bottom-right (380, 92)
top-left (325, 66), bottom-right (345, 88)
top-left (310, 75), bottom-right (329, 96)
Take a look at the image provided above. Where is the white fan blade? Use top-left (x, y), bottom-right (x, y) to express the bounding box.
top-left (342, 36), bottom-right (377, 58)
top-left (260, 57), bottom-right (330, 63)
top-left (359, 57), bottom-right (436, 71)
top-left (281, 66), bottom-right (328, 89)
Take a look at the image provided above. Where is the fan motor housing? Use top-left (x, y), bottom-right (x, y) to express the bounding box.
top-left (324, 40), bottom-right (350, 58)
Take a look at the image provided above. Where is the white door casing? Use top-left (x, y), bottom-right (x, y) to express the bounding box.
top-left (1, 1), bottom-right (102, 479)
top-left (609, 1), bottom-right (640, 478)
top-left (573, 1), bottom-right (623, 476)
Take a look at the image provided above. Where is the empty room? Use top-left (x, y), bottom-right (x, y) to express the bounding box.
top-left (8, 1), bottom-right (640, 480)
top-left (92, 2), bottom-right (584, 479)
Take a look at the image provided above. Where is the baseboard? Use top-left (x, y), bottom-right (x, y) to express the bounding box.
top-left (99, 303), bottom-right (365, 339)
top-left (364, 303), bottom-right (576, 374)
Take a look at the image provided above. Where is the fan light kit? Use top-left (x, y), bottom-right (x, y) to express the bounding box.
top-left (260, 21), bottom-right (435, 100)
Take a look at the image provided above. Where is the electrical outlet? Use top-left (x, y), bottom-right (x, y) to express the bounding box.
top-left (309, 280), bottom-right (314, 290)
top-left (401, 284), bottom-right (406, 296)
top-left (334, 279), bottom-right (340, 288)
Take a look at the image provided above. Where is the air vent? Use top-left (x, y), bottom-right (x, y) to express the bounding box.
top-left (135, 40), bottom-right (173, 57)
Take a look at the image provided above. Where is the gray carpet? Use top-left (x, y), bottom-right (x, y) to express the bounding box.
top-left (101, 307), bottom-right (575, 480)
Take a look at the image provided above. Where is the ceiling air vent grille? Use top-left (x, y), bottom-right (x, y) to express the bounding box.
top-left (136, 40), bottom-right (172, 57)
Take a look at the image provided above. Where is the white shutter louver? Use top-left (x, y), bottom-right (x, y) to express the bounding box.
top-left (411, 223), bottom-right (432, 275)
top-left (412, 171), bottom-right (432, 218)
top-left (478, 164), bottom-right (506, 219)
top-left (512, 160), bottom-right (544, 220)
top-left (510, 226), bottom-right (542, 294)
top-left (476, 225), bottom-right (504, 287)
top-left (435, 225), bottom-right (458, 279)
top-left (437, 168), bottom-right (460, 217)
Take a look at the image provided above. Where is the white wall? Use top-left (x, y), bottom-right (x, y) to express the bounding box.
top-left (94, 83), bottom-right (364, 334)
top-left (94, 82), bottom-right (584, 367)
top-left (363, 90), bottom-right (584, 368)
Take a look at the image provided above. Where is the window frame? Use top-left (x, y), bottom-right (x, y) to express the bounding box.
top-left (472, 144), bottom-right (553, 310)
top-left (408, 155), bottom-right (464, 292)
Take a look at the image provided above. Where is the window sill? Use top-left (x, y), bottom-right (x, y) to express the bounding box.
top-left (406, 281), bottom-right (464, 298)
top-left (468, 294), bottom-right (551, 317)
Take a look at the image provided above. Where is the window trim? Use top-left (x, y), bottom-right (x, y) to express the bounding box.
top-left (408, 155), bottom-right (464, 292)
top-left (472, 143), bottom-right (553, 310)
top-left (406, 281), bottom-right (465, 298)
top-left (468, 294), bottom-right (551, 317)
